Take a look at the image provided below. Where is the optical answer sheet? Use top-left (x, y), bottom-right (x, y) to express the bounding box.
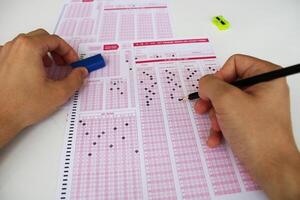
top-left (57, 38), bottom-right (268, 200)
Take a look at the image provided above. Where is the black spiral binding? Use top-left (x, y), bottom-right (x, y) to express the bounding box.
top-left (59, 91), bottom-right (79, 200)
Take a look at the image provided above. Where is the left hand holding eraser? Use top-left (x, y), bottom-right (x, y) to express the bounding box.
top-left (0, 29), bottom-right (88, 148)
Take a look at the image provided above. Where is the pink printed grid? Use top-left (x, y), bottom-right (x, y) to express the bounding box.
top-left (57, 19), bottom-right (77, 37)
top-left (183, 66), bottom-right (241, 196)
top-left (99, 6), bottom-right (173, 42)
top-left (234, 156), bottom-right (260, 191)
top-left (76, 18), bottom-right (95, 36)
top-left (71, 113), bottom-right (142, 200)
top-left (56, 2), bottom-right (97, 50)
top-left (64, 3), bottom-right (93, 18)
top-left (106, 79), bottom-right (128, 110)
top-left (119, 14), bottom-right (135, 41)
top-left (136, 67), bottom-right (177, 199)
top-left (155, 12), bottom-right (172, 39)
top-left (201, 59), bottom-right (219, 75)
top-left (90, 53), bottom-right (120, 78)
top-left (66, 37), bottom-right (96, 52)
top-left (80, 80), bottom-right (104, 112)
top-left (159, 67), bottom-right (210, 200)
top-left (137, 13), bottom-right (154, 40)
top-left (99, 12), bottom-right (117, 41)
top-left (125, 50), bottom-right (136, 107)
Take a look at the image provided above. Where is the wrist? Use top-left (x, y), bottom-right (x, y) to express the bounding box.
top-left (256, 143), bottom-right (300, 200)
top-left (281, 157), bottom-right (300, 200)
top-left (0, 109), bottom-right (24, 148)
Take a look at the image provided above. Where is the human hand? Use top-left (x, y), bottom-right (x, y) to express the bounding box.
top-left (0, 29), bottom-right (88, 148)
top-left (194, 54), bottom-right (300, 200)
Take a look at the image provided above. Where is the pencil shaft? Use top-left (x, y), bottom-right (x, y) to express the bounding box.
top-left (188, 63), bottom-right (300, 100)
top-left (232, 64), bottom-right (300, 87)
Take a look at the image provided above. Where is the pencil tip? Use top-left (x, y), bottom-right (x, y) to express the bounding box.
top-left (178, 96), bottom-right (188, 101)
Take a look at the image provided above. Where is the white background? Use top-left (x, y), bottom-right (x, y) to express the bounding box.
top-left (0, 0), bottom-right (299, 199)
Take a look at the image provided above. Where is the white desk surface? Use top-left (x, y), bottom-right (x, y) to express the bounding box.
top-left (0, 0), bottom-right (299, 199)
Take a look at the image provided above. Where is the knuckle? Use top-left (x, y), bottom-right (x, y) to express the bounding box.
top-left (15, 34), bottom-right (27, 42)
top-left (232, 53), bottom-right (244, 58)
top-left (16, 33), bottom-right (26, 39)
top-left (230, 53), bottom-right (244, 62)
top-left (51, 34), bottom-right (62, 41)
top-left (35, 28), bottom-right (49, 34)
top-left (14, 34), bottom-right (33, 47)
top-left (4, 41), bottom-right (13, 48)
top-left (51, 34), bottom-right (66, 45)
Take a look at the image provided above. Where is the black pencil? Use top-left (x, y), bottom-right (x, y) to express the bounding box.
top-left (180, 63), bottom-right (300, 101)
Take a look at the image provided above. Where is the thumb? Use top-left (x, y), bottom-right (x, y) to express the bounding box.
top-left (198, 74), bottom-right (247, 112)
top-left (53, 67), bottom-right (88, 103)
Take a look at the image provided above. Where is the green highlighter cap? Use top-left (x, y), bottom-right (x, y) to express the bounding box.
top-left (212, 15), bottom-right (230, 30)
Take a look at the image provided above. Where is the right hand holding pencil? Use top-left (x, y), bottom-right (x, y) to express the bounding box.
top-left (194, 54), bottom-right (300, 200)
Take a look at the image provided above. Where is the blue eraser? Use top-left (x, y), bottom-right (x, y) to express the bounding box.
top-left (71, 54), bottom-right (106, 73)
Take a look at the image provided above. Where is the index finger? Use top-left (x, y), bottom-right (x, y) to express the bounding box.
top-left (31, 34), bottom-right (79, 64)
top-left (216, 54), bottom-right (281, 82)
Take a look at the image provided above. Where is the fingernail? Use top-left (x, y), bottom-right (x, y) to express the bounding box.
top-left (194, 101), bottom-right (201, 114)
top-left (207, 138), bottom-right (218, 148)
